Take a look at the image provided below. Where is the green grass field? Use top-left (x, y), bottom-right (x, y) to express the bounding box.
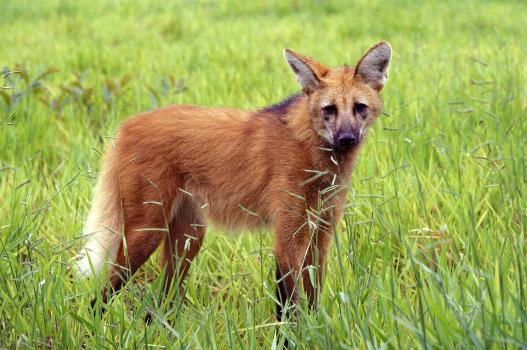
top-left (1, 0), bottom-right (526, 348)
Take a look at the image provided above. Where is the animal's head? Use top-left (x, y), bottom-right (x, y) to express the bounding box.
top-left (284, 42), bottom-right (391, 151)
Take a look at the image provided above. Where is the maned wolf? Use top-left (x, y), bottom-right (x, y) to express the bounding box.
top-left (77, 42), bottom-right (392, 319)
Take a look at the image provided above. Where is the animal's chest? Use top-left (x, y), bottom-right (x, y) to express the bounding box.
top-left (303, 170), bottom-right (351, 210)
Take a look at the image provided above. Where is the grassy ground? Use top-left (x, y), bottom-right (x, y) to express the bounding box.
top-left (1, 0), bottom-right (526, 348)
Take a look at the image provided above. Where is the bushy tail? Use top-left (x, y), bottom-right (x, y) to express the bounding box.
top-left (76, 148), bottom-right (123, 277)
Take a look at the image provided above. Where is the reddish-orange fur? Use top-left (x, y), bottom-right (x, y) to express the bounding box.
top-left (78, 42), bottom-right (392, 316)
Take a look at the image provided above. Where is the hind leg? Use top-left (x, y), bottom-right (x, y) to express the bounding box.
top-left (96, 193), bottom-right (173, 305)
top-left (93, 230), bottom-right (165, 307)
top-left (162, 198), bottom-right (206, 293)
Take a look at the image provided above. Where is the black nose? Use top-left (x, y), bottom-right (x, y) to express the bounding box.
top-left (337, 133), bottom-right (358, 148)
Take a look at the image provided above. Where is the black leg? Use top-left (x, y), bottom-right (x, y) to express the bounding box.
top-left (276, 261), bottom-right (294, 348)
top-left (276, 263), bottom-right (290, 322)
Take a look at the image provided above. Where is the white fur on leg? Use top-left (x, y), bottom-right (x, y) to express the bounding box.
top-left (75, 169), bottom-right (122, 278)
top-left (76, 227), bottom-right (121, 277)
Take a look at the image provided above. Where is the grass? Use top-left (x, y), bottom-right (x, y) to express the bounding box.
top-left (1, 0), bottom-right (526, 348)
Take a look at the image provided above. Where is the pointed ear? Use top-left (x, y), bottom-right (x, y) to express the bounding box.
top-left (283, 49), bottom-right (328, 94)
top-left (354, 42), bottom-right (392, 91)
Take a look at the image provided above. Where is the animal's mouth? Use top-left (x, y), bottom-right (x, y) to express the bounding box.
top-left (316, 128), bottom-right (362, 152)
top-left (332, 132), bottom-right (362, 152)
top-left (332, 141), bottom-right (360, 153)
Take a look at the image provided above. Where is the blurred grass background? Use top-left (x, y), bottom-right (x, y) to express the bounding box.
top-left (1, 0), bottom-right (526, 348)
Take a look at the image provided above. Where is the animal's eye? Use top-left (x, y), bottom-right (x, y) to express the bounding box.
top-left (354, 102), bottom-right (368, 115)
top-left (321, 105), bottom-right (337, 121)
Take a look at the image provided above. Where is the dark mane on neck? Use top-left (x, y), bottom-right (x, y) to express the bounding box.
top-left (258, 93), bottom-right (303, 116)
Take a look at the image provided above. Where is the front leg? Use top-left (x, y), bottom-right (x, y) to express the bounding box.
top-left (300, 227), bottom-right (333, 311)
top-left (274, 213), bottom-right (308, 321)
top-left (274, 212), bottom-right (333, 320)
